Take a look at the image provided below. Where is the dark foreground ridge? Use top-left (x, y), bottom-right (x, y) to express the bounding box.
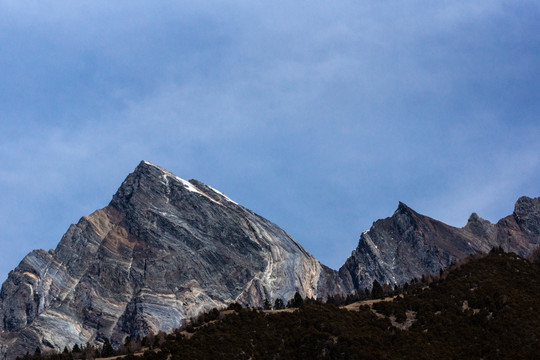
top-left (29, 250), bottom-right (540, 359)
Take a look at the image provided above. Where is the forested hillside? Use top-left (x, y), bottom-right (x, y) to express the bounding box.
top-left (28, 249), bottom-right (540, 359)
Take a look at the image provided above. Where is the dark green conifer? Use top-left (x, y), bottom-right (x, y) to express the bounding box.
top-left (372, 279), bottom-right (384, 299)
top-left (274, 298), bottom-right (285, 310)
top-left (101, 338), bottom-right (115, 358)
top-left (290, 292), bottom-right (304, 308)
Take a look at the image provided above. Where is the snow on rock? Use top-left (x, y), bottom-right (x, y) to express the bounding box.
top-left (0, 161), bottom-right (347, 358)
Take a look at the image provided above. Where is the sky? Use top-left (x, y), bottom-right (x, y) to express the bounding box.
top-left (1, 1), bottom-right (540, 282)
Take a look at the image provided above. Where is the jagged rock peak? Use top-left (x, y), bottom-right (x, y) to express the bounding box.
top-left (468, 212), bottom-right (480, 222)
top-left (513, 196), bottom-right (540, 236)
top-left (465, 212), bottom-right (493, 227)
top-left (464, 212), bottom-right (496, 240)
top-left (514, 196), bottom-right (540, 213)
top-left (0, 161), bottom-right (347, 358)
top-left (114, 160), bottom-right (238, 207)
top-left (340, 196), bottom-right (540, 292)
top-left (465, 212), bottom-right (493, 228)
top-left (394, 201), bottom-right (414, 215)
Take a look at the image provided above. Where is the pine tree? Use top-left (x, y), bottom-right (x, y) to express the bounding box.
top-left (274, 298), bottom-right (285, 310)
top-left (101, 338), bottom-right (115, 358)
top-left (290, 292), bottom-right (304, 308)
top-left (263, 298), bottom-right (272, 310)
top-left (372, 279), bottom-right (384, 299)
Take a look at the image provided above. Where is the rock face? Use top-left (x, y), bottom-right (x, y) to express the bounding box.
top-left (0, 161), bottom-right (347, 357)
top-left (0, 160), bottom-right (538, 358)
top-left (339, 198), bottom-right (540, 291)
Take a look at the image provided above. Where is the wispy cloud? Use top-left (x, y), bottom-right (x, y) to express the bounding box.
top-left (0, 1), bottom-right (539, 278)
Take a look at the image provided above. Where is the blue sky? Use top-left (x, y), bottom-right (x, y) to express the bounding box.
top-left (1, 1), bottom-right (540, 282)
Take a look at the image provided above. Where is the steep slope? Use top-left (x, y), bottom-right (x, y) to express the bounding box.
top-left (84, 251), bottom-right (540, 359)
top-left (0, 161), bottom-right (346, 357)
top-left (340, 198), bottom-right (540, 290)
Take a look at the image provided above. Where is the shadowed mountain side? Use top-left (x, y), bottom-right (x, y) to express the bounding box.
top-left (339, 198), bottom-right (540, 290)
top-left (1, 161), bottom-right (538, 358)
top-left (127, 250), bottom-right (540, 359)
top-left (0, 161), bottom-right (347, 357)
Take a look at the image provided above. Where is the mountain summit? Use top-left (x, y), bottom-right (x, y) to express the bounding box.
top-left (339, 197), bottom-right (540, 290)
top-left (1, 161), bottom-right (539, 358)
top-left (0, 161), bottom-right (346, 357)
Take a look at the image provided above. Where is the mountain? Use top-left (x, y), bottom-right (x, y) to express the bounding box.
top-left (0, 161), bottom-right (347, 357)
top-left (69, 250), bottom-right (540, 359)
top-left (339, 197), bottom-right (540, 290)
top-left (1, 160), bottom-right (538, 358)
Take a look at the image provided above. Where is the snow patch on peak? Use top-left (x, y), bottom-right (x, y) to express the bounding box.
top-left (175, 176), bottom-right (203, 195)
top-left (139, 160), bottom-right (168, 173)
top-left (207, 185), bottom-right (238, 205)
top-left (139, 161), bottom-right (232, 206)
top-left (161, 174), bottom-right (221, 206)
top-left (170, 176), bottom-right (221, 205)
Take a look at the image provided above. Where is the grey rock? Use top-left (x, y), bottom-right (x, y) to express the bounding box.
top-left (1, 160), bottom-right (538, 358)
top-left (340, 198), bottom-right (540, 291)
top-left (0, 161), bottom-right (346, 358)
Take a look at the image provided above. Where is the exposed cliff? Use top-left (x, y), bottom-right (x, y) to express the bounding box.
top-left (1, 160), bottom-right (538, 358)
top-left (339, 198), bottom-right (540, 290)
top-left (0, 161), bottom-right (346, 357)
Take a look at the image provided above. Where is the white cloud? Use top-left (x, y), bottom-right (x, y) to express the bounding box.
top-left (0, 0), bottom-right (539, 277)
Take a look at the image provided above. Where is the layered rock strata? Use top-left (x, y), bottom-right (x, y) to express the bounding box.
top-left (1, 160), bottom-right (539, 358)
top-left (0, 161), bottom-right (347, 357)
top-left (340, 198), bottom-right (540, 290)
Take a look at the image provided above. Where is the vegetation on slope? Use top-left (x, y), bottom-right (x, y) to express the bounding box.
top-left (28, 248), bottom-right (540, 359)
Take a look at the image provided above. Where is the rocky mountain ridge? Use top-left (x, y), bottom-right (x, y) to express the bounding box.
top-left (339, 197), bottom-right (540, 290)
top-left (0, 161), bottom-right (346, 358)
top-left (0, 161), bottom-right (538, 358)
